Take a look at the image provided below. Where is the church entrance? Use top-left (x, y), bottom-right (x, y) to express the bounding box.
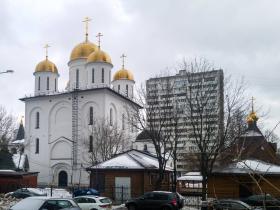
top-left (58, 171), bottom-right (68, 187)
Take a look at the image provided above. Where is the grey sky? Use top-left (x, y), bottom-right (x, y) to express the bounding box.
top-left (1, 0), bottom-right (280, 135)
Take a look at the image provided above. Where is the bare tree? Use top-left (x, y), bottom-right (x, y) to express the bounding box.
top-left (0, 105), bottom-right (16, 169)
top-left (129, 74), bottom-right (181, 190)
top-left (178, 58), bottom-right (248, 201)
top-left (0, 105), bottom-right (16, 150)
top-left (85, 117), bottom-right (130, 165)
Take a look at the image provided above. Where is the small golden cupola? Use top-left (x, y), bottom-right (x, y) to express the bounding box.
top-left (113, 54), bottom-right (134, 81)
top-left (69, 17), bottom-right (98, 62)
top-left (34, 44), bottom-right (59, 95)
top-left (246, 97), bottom-right (259, 124)
top-left (112, 54), bottom-right (135, 98)
top-left (87, 32), bottom-right (112, 64)
top-left (35, 44), bottom-right (58, 74)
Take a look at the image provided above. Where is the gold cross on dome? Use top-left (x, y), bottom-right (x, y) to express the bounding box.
top-left (96, 32), bottom-right (103, 48)
top-left (82, 17), bottom-right (92, 41)
top-left (44, 44), bottom-right (50, 59)
top-left (120, 53), bottom-right (127, 69)
top-left (251, 96), bottom-right (255, 112)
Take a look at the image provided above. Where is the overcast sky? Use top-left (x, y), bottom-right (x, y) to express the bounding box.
top-left (1, 0), bottom-right (280, 135)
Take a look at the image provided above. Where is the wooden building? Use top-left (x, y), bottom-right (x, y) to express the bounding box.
top-left (0, 170), bottom-right (39, 193)
top-left (208, 160), bottom-right (280, 198)
top-left (208, 108), bottom-right (280, 199)
top-left (87, 149), bottom-right (172, 202)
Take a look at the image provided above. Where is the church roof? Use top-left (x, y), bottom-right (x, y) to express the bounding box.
top-left (15, 120), bottom-right (25, 141)
top-left (212, 159), bottom-right (280, 175)
top-left (87, 149), bottom-right (173, 171)
top-left (19, 87), bottom-right (142, 108)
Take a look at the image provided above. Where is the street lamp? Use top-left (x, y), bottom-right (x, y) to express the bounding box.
top-left (0, 70), bottom-right (14, 74)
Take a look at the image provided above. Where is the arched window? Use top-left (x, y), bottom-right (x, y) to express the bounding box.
top-left (35, 112), bottom-right (40, 129)
top-left (110, 108), bottom-right (113, 126)
top-left (47, 77), bottom-right (49, 90)
top-left (89, 135), bottom-right (93, 152)
top-left (122, 114), bottom-right (125, 130)
top-left (118, 85), bottom-right (120, 92)
top-left (144, 144), bottom-right (148, 151)
top-left (126, 84), bottom-right (128, 96)
top-left (38, 77), bottom-right (41, 91)
top-left (89, 106), bottom-right (93, 125)
top-left (102, 68), bottom-right (104, 83)
top-left (76, 69), bottom-right (79, 88)
top-left (55, 78), bottom-right (57, 91)
top-left (92, 68), bottom-right (95, 83)
top-left (35, 138), bottom-right (39, 154)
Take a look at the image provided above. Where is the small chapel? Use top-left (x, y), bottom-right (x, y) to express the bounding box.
top-left (20, 18), bottom-right (141, 187)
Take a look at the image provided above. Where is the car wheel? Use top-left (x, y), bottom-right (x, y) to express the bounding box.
top-left (90, 209), bottom-right (98, 210)
top-left (128, 204), bottom-right (137, 210)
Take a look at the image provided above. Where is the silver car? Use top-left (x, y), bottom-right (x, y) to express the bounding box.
top-left (9, 196), bottom-right (81, 210)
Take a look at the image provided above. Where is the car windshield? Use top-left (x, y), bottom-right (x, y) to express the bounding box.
top-left (100, 198), bottom-right (112, 203)
top-left (11, 198), bottom-right (45, 210)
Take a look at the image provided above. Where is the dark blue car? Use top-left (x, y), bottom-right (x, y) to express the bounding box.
top-left (73, 188), bottom-right (100, 197)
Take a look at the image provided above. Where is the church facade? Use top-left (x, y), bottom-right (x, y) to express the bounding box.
top-left (20, 22), bottom-right (140, 187)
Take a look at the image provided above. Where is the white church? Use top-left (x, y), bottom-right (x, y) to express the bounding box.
top-left (20, 19), bottom-right (141, 187)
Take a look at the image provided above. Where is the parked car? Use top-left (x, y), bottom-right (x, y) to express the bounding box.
top-left (7, 188), bottom-right (47, 199)
top-left (9, 196), bottom-right (81, 210)
top-left (242, 194), bottom-right (280, 210)
top-left (125, 191), bottom-right (183, 210)
top-left (73, 195), bottom-right (112, 210)
top-left (73, 188), bottom-right (100, 197)
top-left (211, 199), bottom-right (262, 210)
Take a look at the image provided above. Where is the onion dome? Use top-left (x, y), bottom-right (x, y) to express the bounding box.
top-left (35, 58), bottom-right (58, 74)
top-left (113, 68), bottom-right (134, 81)
top-left (247, 111), bottom-right (258, 123)
top-left (70, 41), bottom-right (98, 61)
top-left (87, 48), bottom-right (112, 64)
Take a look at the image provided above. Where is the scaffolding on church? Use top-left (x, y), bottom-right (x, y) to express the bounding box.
top-left (71, 85), bottom-right (81, 185)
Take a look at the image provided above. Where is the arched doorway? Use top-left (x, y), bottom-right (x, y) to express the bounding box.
top-left (58, 170), bottom-right (68, 187)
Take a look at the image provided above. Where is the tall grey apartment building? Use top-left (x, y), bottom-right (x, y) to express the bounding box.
top-left (146, 69), bottom-right (224, 172)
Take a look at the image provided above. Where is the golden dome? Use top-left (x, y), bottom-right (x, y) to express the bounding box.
top-left (246, 111), bottom-right (258, 123)
top-left (87, 48), bottom-right (112, 64)
top-left (70, 41), bottom-right (98, 61)
top-left (113, 68), bottom-right (134, 81)
top-left (35, 58), bottom-right (58, 73)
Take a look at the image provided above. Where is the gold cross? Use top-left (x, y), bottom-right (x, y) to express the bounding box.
top-left (82, 17), bottom-right (92, 41)
top-left (251, 96), bottom-right (255, 112)
top-left (120, 53), bottom-right (127, 69)
top-left (44, 44), bottom-right (50, 59)
top-left (96, 32), bottom-right (103, 48)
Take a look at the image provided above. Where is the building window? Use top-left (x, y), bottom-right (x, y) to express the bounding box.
top-left (35, 138), bottom-right (39, 154)
top-left (102, 68), bottom-right (104, 83)
top-left (89, 106), bottom-right (93, 125)
top-left (76, 69), bottom-right (79, 88)
top-left (55, 78), bottom-right (57, 91)
top-left (89, 135), bottom-right (93, 152)
top-left (92, 68), bottom-right (95, 83)
top-left (144, 144), bottom-right (148, 151)
top-left (122, 114), bottom-right (125, 130)
top-left (47, 77), bottom-right (49, 90)
top-left (118, 85), bottom-right (120, 92)
top-left (109, 71), bottom-right (111, 84)
top-left (38, 77), bottom-right (41, 91)
top-left (110, 108), bottom-right (113, 126)
top-left (126, 84), bottom-right (128, 96)
top-left (35, 112), bottom-right (40, 129)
